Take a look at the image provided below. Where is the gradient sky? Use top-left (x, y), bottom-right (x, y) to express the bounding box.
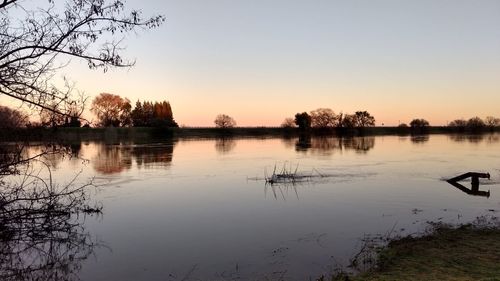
top-left (3, 0), bottom-right (500, 126)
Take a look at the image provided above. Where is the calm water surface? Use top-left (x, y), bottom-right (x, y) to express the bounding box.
top-left (25, 134), bottom-right (500, 280)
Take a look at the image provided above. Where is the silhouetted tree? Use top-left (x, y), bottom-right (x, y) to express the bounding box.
top-left (410, 118), bottom-right (430, 133)
top-left (466, 116), bottom-right (485, 132)
top-left (448, 119), bottom-right (467, 132)
top-left (90, 93), bottom-right (131, 127)
top-left (281, 118), bottom-right (296, 128)
top-left (214, 114), bottom-right (236, 128)
top-left (310, 108), bottom-right (338, 128)
top-left (410, 119), bottom-right (429, 128)
top-left (131, 100), bottom-right (178, 127)
top-left (0, 106), bottom-right (28, 128)
top-left (396, 123), bottom-right (409, 134)
top-left (294, 112), bottom-right (311, 131)
top-left (353, 111), bottom-right (376, 127)
top-left (35, 85), bottom-right (87, 128)
top-left (0, 0), bottom-right (164, 120)
top-left (340, 114), bottom-right (356, 129)
top-left (485, 116), bottom-right (500, 131)
top-left (131, 101), bottom-right (144, 126)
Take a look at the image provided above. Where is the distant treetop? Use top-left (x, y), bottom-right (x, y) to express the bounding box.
top-left (214, 114), bottom-right (236, 128)
top-left (131, 100), bottom-right (178, 128)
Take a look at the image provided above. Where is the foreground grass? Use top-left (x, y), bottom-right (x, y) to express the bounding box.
top-left (337, 222), bottom-right (500, 281)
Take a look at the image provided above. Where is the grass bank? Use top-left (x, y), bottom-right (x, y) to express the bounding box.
top-left (326, 218), bottom-right (500, 281)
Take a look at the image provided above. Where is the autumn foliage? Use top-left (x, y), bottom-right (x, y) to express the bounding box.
top-left (91, 93), bottom-right (132, 127)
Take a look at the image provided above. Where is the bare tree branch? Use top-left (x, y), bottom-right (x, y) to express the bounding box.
top-left (0, 0), bottom-right (165, 120)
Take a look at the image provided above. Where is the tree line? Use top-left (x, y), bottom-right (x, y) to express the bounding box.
top-left (90, 93), bottom-right (178, 128)
top-left (1, 102), bottom-right (500, 133)
top-left (282, 108), bottom-right (376, 130)
top-left (0, 92), bottom-right (179, 128)
top-left (397, 116), bottom-right (500, 132)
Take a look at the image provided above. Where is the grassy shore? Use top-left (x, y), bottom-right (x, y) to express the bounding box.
top-left (1, 126), bottom-right (499, 141)
top-left (327, 219), bottom-right (500, 281)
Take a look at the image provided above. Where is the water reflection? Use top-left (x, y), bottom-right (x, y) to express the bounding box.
top-left (3, 134), bottom-right (500, 281)
top-left (448, 134), bottom-right (500, 145)
top-left (132, 143), bottom-right (175, 168)
top-left (447, 180), bottom-right (490, 197)
top-left (215, 137), bottom-right (236, 154)
top-left (0, 219), bottom-right (100, 281)
top-left (93, 144), bottom-right (133, 174)
top-left (0, 144), bottom-right (24, 175)
top-left (265, 184), bottom-right (299, 201)
top-left (448, 134), bottom-right (485, 143)
top-left (92, 142), bottom-right (177, 174)
top-left (0, 152), bottom-right (102, 281)
top-left (447, 172), bottom-right (491, 197)
top-left (295, 136), bottom-right (375, 154)
top-left (0, 143), bottom-right (84, 172)
top-left (342, 137), bottom-right (375, 153)
top-left (410, 135), bottom-right (430, 144)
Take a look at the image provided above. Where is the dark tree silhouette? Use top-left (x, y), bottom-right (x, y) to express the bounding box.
top-left (466, 116), bottom-right (485, 132)
top-left (294, 112), bottom-right (311, 130)
top-left (448, 119), bottom-right (467, 132)
top-left (353, 111), bottom-right (376, 128)
top-left (410, 119), bottom-right (429, 128)
top-left (309, 108), bottom-right (338, 128)
top-left (409, 118), bottom-right (430, 134)
top-left (340, 114), bottom-right (356, 129)
top-left (485, 116), bottom-right (500, 131)
top-left (214, 114), bottom-right (236, 128)
top-left (281, 118), bottom-right (296, 128)
top-left (0, 0), bottom-right (164, 118)
top-left (131, 100), bottom-right (178, 127)
top-left (0, 106), bottom-right (28, 128)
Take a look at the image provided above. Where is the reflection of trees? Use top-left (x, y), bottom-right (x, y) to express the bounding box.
top-left (342, 137), bottom-right (375, 153)
top-left (0, 144), bottom-right (25, 175)
top-left (132, 143), bottom-right (175, 168)
top-left (295, 135), bottom-right (312, 151)
top-left (485, 134), bottom-right (500, 144)
top-left (281, 137), bottom-right (296, 149)
top-left (0, 144), bottom-right (83, 174)
top-left (295, 136), bottom-right (375, 154)
top-left (92, 144), bottom-right (133, 174)
top-left (410, 135), bottom-right (430, 144)
top-left (215, 138), bottom-right (236, 154)
top-left (448, 134), bottom-right (485, 144)
top-left (0, 152), bottom-right (101, 280)
top-left (92, 142), bottom-right (177, 174)
top-left (449, 134), bottom-right (500, 144)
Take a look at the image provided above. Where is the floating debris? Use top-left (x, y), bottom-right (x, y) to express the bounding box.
top-left (446, 172), bottom-right (491, 197)
top-left (264, 162), bottom-right (328, 185)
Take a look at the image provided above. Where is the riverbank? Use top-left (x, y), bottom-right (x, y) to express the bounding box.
top-left (1, 126), bottom-right (499, 142)
top-left (328, 218), bottom-right (500, 281)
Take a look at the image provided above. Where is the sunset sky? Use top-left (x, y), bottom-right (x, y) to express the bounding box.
top-left (3, 0), bottom-right (500, 126)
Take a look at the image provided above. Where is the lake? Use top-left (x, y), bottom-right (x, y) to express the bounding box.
top-left (6, 134), bottom-right (500, 280)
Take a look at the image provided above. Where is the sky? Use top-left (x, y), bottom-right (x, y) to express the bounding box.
top-left (3, 0), bottom-right (500, 126)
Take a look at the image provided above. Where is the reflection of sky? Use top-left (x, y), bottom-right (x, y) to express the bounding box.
top-left (16, 134), bottom-right (500, 280)
top-left (3, 0), bottom-right (500, 126)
